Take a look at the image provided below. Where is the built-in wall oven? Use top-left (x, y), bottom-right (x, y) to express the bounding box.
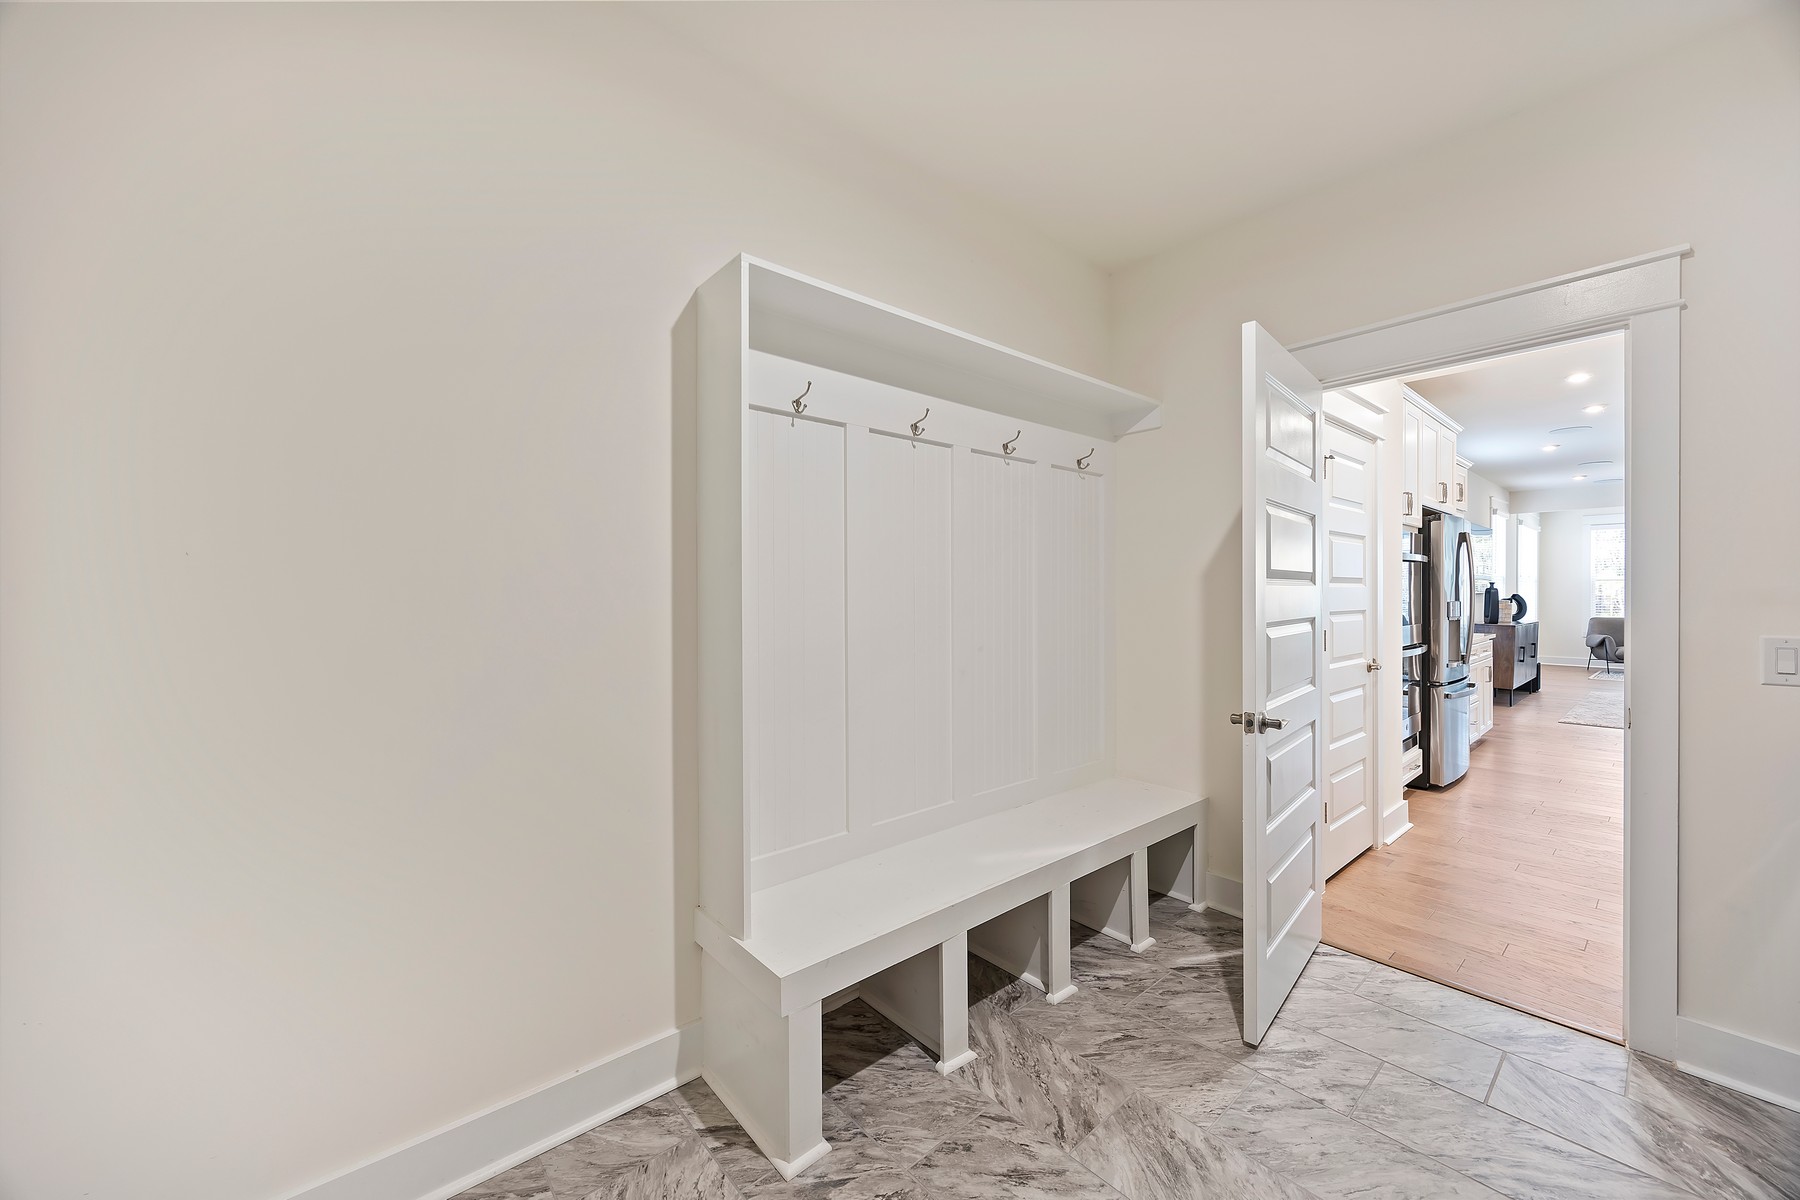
top-left (1400, 533), bottom-right (1429, 751)
top-left (1401, 533), bottom-right (1429, 656)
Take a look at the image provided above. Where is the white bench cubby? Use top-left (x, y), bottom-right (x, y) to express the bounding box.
top-left (685, 256), bottom-right (1204, 1178)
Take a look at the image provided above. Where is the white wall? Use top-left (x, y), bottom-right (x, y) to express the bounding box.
top-left (1513, 481), bottom-right (1626, 512)
top-left (1465, 470), bottom-right (1510, 536)
top-left (0, 7), bottom-right (1108, 1200)
top-left (1535, 509), bottom-right (1626, 665)
top-left (1110, 8), bottom-right (1800, 1057)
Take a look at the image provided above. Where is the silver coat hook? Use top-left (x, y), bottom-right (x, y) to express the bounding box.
top-left (1002, 430), bottom-right (1021, 456)
top-left (1076, 448), bottom-right (1094, 471)
top-left (791, 381), bottom-right (812, 415)
top-left (910, 408), bottom-right (930, 437)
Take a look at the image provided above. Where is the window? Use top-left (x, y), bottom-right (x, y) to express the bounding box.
top-left (1589, 521), bottom-right (1625, 617)
top-left (1470, 526), bottom-right (1496, 592)
top-left (1516, 521), bottom-right (1540, 618)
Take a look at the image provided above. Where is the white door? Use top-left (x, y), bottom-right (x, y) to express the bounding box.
top-left (1321, 417), bottom-right (1379, 879)
top-left (1239, 322), bottom-right (1326, 1046)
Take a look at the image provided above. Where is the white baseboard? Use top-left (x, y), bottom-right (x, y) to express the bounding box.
top-left (1540, 655), bottom-right (1590, 668)
top-left (1676, 1016), bottom-right (1800, 1113)
top-left (1204, 873), bottom-right (1243, 919)
top-left (285, 1023), bottom-right (703, 1200)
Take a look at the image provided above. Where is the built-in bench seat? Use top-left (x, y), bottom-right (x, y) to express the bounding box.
top-left (694, 778), bottom-right (1204, 1179)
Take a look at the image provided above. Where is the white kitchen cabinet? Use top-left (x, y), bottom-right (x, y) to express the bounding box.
top-left (1401, 404), bottom-right (1422, 527)
top-left (1399, 386), bottom-right (1462, 517)
top-left (1469, 633), bottom-right (1495, 744)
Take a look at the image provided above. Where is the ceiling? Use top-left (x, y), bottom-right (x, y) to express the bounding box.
top-left (1404, 333), bottom-right (1624, 494)
top-left (640, 0), bottom-right (1768, 266)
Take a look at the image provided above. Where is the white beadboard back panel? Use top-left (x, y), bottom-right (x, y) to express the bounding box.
top-left (745, 409), bottom-right (848, 860)
top-left (1038, 466), bottom-right (1107, 774)
top-left (846, 430), bottom-right (954, 829)
top-left (738, 351), bottom-right (1121, 892)
top-left (954, 450), bottom-right (1039, 801)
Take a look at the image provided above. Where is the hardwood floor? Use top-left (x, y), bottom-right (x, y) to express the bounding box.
top-left (1323, 664), bottom-right (1625, 1041)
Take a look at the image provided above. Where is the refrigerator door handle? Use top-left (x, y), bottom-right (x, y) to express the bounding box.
top-left (1454, 529), bottom-right (1474, 664)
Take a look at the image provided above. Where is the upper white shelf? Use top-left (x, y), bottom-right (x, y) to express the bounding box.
top-left (741, 256), bottom-right (1161, 441)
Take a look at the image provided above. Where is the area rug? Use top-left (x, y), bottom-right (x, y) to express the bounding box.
top-left (1561, 687), bottom-right (1625, 729)
top-left (1589, 668), bottom-right (1624, 681)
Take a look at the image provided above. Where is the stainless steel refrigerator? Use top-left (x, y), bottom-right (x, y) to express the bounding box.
top-left (1421, 509), bottom-right (1476, 787)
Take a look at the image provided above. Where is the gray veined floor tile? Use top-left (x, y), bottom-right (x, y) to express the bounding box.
top-left (1215, 1078), bottom-right (1507, 1200)
top-left (1296, 946), bottom-right (1377, 993)
top-left (966, 1003), bottom-right (1132, 1150)
top-left (1272, 974), bottom-right (1503, 1099)
top-left (1623, 1052), bottom-right (1800, 1200)
top-left (538, 1096), bottom-right (696, 1200)
top-left (737, 1098), bottom-right (915, 1200)
top-left (826, 1044), bottom-right (1005, 1166)
top-left (1129, 971), bottom-right (1256, 1061)
top-left (665, 1080), bottom-right (783, 1193)
top-left (1011, 982), bottom-right (1172, 1060)
top-left (454, 1158), bottom-right (554, 1200)
top-left (1070, 1093), bottom-right (1313, 1200)
top-left (970, 952), bottom-right (1039, 1014)
top-left (1488, 1053), bottom-right (1780, 1200)
top-left (1354, 963), bottom-right (1630, 1093)
top-left (1239, 1019), bottom-right (1382, 1113)
top-left (613, 1137), bottom-right (743, 1200)
top-left (1067, 925), bottom-right (1170, 998)
top-left (823, 999), bottom-right (940, 1081)
top-left (911, 1109), bottom-right (1123, 1200)
top-left (1351, 1062), bottom-right (1695, 1200)
top-left (1136, 923), bottom-right (1243, 977)
top-left (1212, 1077), bottom-right (1507, 1199)
top-left (1077, 1020), bottom-right (1261, 1128)
top-left (1149, 897), bottom-right (1247, 956)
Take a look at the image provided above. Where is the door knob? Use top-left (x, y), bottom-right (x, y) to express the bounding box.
top-left (1259, 715), bottom-right (1287, 731)
top-left (1230, 712), bottom-right (1249, 726)
top-left (1366, 660), bottom-right (1382, 672)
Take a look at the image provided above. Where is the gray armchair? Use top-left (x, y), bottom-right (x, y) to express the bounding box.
top-left (1586, 617), bottom-right (1624, 674)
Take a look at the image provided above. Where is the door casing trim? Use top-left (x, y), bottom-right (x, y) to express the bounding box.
top-left (1290, 246), bottom-right (1684, 1059)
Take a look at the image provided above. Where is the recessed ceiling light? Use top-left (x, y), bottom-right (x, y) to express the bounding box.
top-left (1573, 474), bottom-right (1589, 480)
top-left (1566, 372), bottom-right (1592, 384)
top-left (1542, 444), bottom-right (1560, 452)
top-left (1583, 404), bottom-right (1608, 414)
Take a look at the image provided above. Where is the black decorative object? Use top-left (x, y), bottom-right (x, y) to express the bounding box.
top-left (1483, 583), bottom-right (1501, 625)
top-left (1508, 593), bottom-right (1529, 622)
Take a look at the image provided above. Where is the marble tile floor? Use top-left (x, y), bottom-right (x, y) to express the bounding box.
top-left (458, 895), bottom-right (1798, 1200)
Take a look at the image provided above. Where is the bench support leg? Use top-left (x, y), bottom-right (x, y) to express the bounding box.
top-left (1071, 851), bottom-right (1158, 954)
top-left (1128, 847), bottom-right (1153, 952)
top-left (700, 954), bottom-right (828, 1181)
top-left (1045, 884), bottom-right (1075, 1003)
top-left (861, 932), bottom-right (976, 1075)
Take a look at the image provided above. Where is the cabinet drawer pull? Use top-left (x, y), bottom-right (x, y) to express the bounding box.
top-left (1404, 490), bottom-right (1413, 515)
top-left (1518, 646), bottom-right (1527, 662)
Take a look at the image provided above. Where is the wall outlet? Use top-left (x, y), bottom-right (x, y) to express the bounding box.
top-left (1762, 636), bottom-right (1800, 687)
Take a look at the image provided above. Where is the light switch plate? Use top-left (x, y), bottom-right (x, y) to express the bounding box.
top-left (1762, 636), bottom-right (1800, 687)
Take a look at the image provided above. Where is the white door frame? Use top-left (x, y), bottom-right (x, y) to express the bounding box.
top-left (1288, 246), bottom-right (1684, 1059)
